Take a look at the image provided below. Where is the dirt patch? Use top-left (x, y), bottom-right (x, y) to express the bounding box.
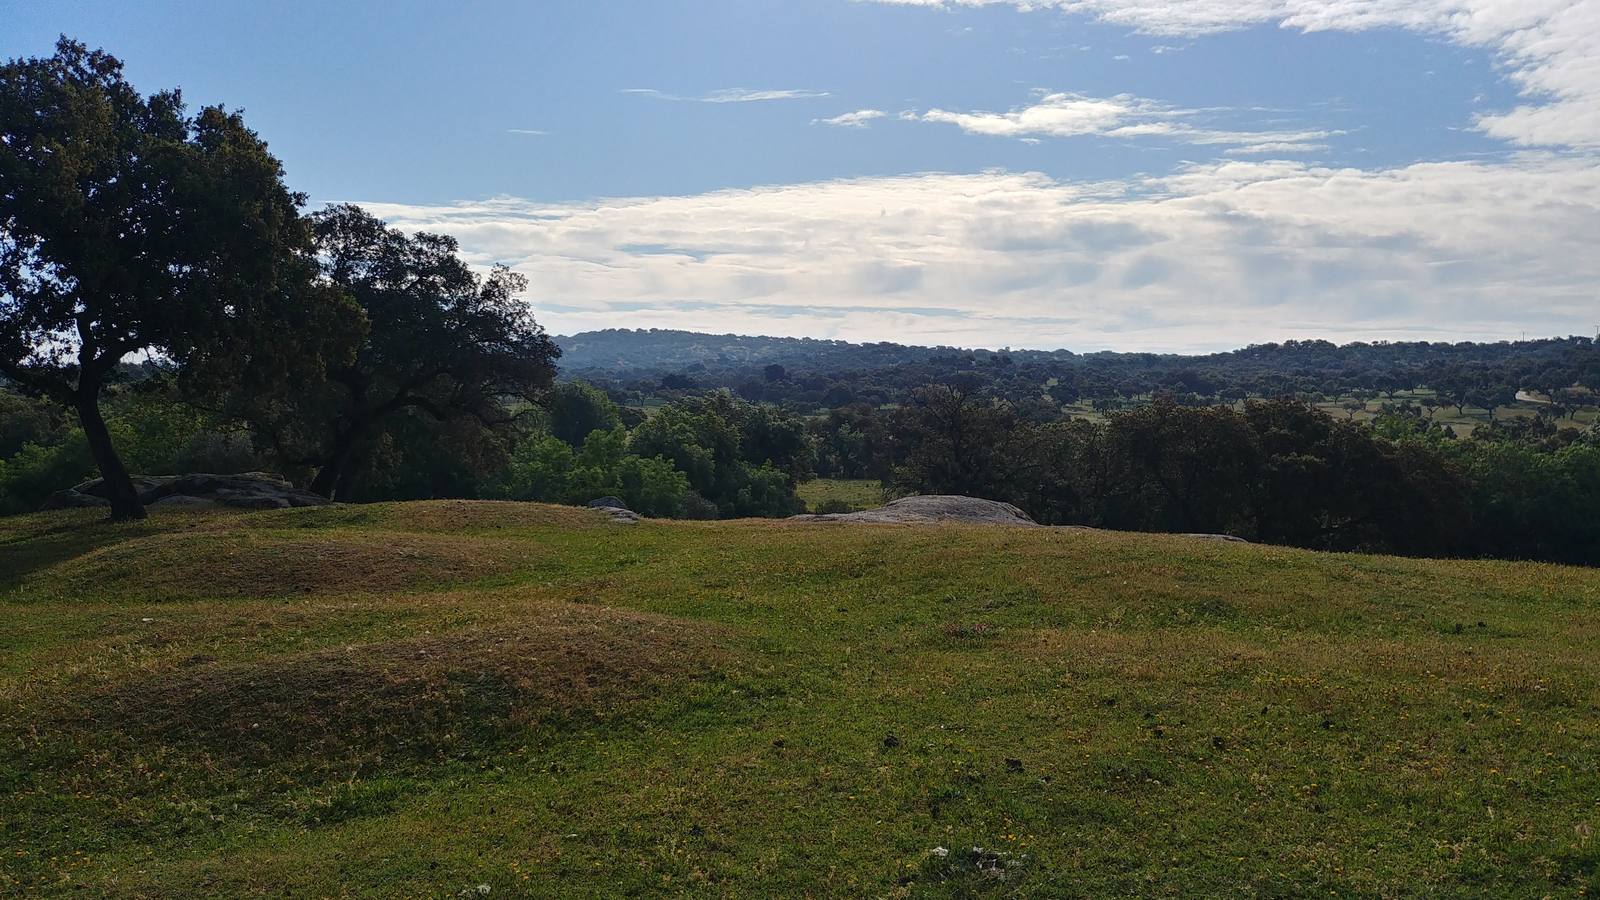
top-left (25, 529), bottom-right (524, 601)
top-left (84, 603), bottom-right (718, 767)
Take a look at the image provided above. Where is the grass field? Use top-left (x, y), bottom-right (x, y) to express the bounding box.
top-left (4, 502), bottom-right (1600, 896)
top-left (798, 478), bottom-right (886, 512)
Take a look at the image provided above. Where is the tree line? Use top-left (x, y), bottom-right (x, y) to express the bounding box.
top-left (571, 330), bottom-right (1600, 422)
top-left (872, 387), bottom-right (1600, 566)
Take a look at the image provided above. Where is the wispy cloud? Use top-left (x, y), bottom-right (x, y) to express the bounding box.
top-left (865, 0), bottom-right (1600, 150)
top-left (622, 87), bottom-right (831, 103)
top-left (506, 128), bottom-right (547, 136)
top-left (917, 90), bottom-right (1337, 153)
top-left (813, 109), bottom-right (887, 128)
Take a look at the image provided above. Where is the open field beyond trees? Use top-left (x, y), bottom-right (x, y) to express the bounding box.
top-left (4, 501), bottom-right (1599, 896)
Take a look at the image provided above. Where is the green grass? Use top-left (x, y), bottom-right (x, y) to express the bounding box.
top-left (4, 500), bottom-right (1600, 896)
top-left (798, 478), bottom-right (886, 512)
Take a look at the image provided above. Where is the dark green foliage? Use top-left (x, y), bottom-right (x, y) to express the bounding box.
top-left (547, 380), bottom-right (621, 447)
top-left (1094, 400), bottom-right (1260, 537)
top-left (891, 384), bottom-right (1031, 504)
top-left (0, 384), bottom-right (255, 513)
top-left (0, 39), bottom-right (356, 519)
top-left (629, 392), bottom-right (804, 517)
top-left (561, 329), bottom-right (1600, 424)
top-left (0, 390), bottom-right (68, 459)
top-left (244, 204), bottom-right (560, 499)
top-left (1449, 438), bottom-right (1600, 565)
top-left (891, 395), bottom-right (1595, 563)
top-left (497, 428), bottom-right (689, 517)
top-left (811, 404), bottom-right (895, 480)
top-left (812, 498), bottom-right (855, 515)
top-left (0, 431), bottom-right (93, 514)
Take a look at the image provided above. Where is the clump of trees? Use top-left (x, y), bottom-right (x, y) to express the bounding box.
top-left (238, 204), bottom-right (559, 500)
top-left (0, 39), bottom-right (359, 518)
top-left (884, 392), bottom-right (1600, 565)
top-left (497, 391), bottom-right (810, 518)
top-left (0, 40), bottom-right (565, 518)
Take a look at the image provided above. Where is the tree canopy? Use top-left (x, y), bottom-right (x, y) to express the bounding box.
top-left (246, 203), bottom-right (560, 499)
top-left (0, 38), bottom-right (356, 518)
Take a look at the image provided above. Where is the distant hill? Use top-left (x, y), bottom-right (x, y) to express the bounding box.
top-left (554, 327), bottom-right (1599, 387)
top-left (554, 328), bottom-right (984, 375)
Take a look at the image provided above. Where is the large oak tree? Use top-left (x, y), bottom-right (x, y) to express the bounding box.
top-left (0, 38), bottom-right (356, 519)
top-left (255, 204), bottom-right (560, 499)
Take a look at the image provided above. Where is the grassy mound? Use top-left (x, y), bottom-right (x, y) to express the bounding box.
top-left (3, 500), bottom-right (1599, 896)
top-left (16, 529), bottom-right (525, 601)
top-left (87, 603), bottom-right (715, 768)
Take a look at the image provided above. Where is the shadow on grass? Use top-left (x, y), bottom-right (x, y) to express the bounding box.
top-left (0, 516), bottom-right (157, 595)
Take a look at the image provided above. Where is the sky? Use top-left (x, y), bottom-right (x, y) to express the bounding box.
top-left (5, 0), bottom-right (1599, 352)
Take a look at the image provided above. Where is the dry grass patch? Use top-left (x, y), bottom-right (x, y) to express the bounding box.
top-left (228, 499), bottom-right (622, 534)
top-left (19, 528), bottom-right (531, 601)
top-left (80, 601), bottom-right (720, 768)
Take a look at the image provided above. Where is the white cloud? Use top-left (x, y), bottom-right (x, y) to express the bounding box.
top-left (814, 109), bottom-right (888, 128)
top-left (917, 90), bottom-right (1337, 152)
top-left (622, 87), bottom-right (831, 103)
top-left (506, 129), bottom-right (547, 136)
top-left (862, 0), bottom-right (1600, 149)
top-left (351, 154), bottom-right (1600, 352)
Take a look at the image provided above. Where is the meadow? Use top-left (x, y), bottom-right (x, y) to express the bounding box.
top-left (797, 478), bottom-right (887, 512)
top-left (3, 502), bottom-right (1599, 896)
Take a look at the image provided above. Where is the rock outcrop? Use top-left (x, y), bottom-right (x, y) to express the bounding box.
top-left (41, 473), bottom-right (331, 511)
top-left (587, 496), bottom-right (640, 525)
top-left (790, 495), bottom-right (1039, 527)
top-left (1179, 533), bottom-right (1250, 543)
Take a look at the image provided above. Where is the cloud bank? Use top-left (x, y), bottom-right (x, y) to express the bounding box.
top-left (354, 154), bottom-right (1600, 352)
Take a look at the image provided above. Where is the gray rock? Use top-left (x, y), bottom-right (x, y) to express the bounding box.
top-left (587, 496), bottom-right (630, 511)
top-left (601, 508), bottom-right (641, 525)
top-left (40, 472), bottom-right (330, 512)
top-left (1181, 533), bottom-right (1250, 543)
top-left (789, 495), bottom-right (1038, 527)
top-left (150, 494), bottom-right (218, 509)
top-left (40, 489), bottom-right (110, 509)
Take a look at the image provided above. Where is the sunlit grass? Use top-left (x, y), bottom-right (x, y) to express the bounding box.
top-left (3, 501), bottom-right (1598, 895)
top-left (797, 478), bottom-right (886, 512)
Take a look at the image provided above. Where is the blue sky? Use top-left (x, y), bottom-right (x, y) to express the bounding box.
top-left (5, 0), bottom-right (1599, 351)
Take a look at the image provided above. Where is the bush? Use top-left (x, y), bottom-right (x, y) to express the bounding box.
top-left (679, 493), bottom-right (720, 520)
top-left (171, 431), bottom-right (266, 474)
top-left (0, 435), bottom-right (95, 514)
top-left (496, 428), bottom-right (689, 518)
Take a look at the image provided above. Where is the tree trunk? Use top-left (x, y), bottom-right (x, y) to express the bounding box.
top-left (76, 393), bottom-right (146, 521)
top-left (309, 429), bottom-right (364, 500)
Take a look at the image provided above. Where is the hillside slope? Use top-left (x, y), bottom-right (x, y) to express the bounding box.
top-left (3, 502), bottom-right (1598, 896)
